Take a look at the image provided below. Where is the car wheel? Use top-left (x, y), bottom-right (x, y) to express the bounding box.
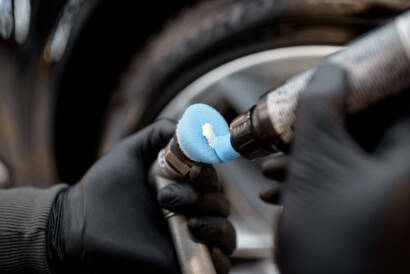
top-left (100, 1), bottom-right (407, 273)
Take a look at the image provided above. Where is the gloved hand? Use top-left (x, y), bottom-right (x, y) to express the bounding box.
top-left (259, 154), bottom-right (287, 203)
top-left (271, 64), bottom-right (410, 274)
top-left (47, 119), bottom-right (236, 274)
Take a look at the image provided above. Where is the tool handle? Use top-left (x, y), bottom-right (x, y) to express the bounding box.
top-left (150, 155), bottom-right (216, 274)
top-left (231, 10), bottom-right (410, 159)
top-left (267, 10), bottom-right (410, 144)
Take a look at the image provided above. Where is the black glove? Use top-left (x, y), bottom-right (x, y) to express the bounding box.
top-left (47, 119), bottom-right (236, 274)
top-left (259, 154), bottom-right (287, 203)
top-left (273, 64), bottom-right (410, 274)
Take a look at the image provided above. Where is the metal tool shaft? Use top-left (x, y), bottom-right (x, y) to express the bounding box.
top-left (150, 149), bottom-right (216, 274)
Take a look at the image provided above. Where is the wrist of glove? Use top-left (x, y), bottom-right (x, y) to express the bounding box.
top-left (47, 119), bottom-right (236, 274)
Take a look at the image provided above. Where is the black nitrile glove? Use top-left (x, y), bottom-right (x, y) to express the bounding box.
top-left (259, 154), bottom-right (287, 203)
top-left (47, 119), bottom-right (235, 274)
top-left (274, 64), bottom-right (410, 274)
top-left (158, 164), bottom-right (236, 274)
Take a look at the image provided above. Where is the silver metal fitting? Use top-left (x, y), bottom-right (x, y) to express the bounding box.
top-left (164, 144), bottom-right (192, 176)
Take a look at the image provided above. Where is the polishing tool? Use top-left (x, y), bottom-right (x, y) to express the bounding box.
top-left (150, 10), bottom-right (410, 273)
top-left (176, 103), bottom-right (239, 164)
top-left (150, 104), bottom-right (239, 274)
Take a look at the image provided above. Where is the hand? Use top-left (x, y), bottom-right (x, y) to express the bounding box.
top-left (259, 154), bottom-right (287, 203)
top-left (274, 64), bottom-right (410, 274)
top-left (47, 119), bottom-right (236, 274)
top-left (158, 164), bottom-right (236, 274)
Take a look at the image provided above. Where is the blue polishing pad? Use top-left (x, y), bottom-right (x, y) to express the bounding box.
top-left (176, 104), bottom-right (240, 164)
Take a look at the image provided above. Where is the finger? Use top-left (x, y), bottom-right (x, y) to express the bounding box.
top-left (124, 119), bottom-right (176, 168)
top-left (259, 183), bottom-right (283, 204)
top-left (210, 247), bottom-right (231, 274)
top-left (158, 184), bottom-right (230, 216)
top-left (298, 63), bottom-right (348, 128)
top-left (188, 216), bottom-right (236, 255)
top-left (261, 155), bottom-right (288, 181)
top-left (189, 164), bottom-right (221, 192)
top-left (374, 116), bottom-right (410, 171)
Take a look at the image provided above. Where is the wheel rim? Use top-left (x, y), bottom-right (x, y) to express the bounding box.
top-left (158, 45), bottom-right (343, 259)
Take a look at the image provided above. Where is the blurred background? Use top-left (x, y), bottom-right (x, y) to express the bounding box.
top-left (0, 0), bottom-right (409, 273)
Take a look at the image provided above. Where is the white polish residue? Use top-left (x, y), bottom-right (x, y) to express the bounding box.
top-left (202, 123), bottom-right (216, 148)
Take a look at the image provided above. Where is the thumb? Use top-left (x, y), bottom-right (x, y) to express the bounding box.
top-left (292, 63), bottom-right (353, 154)
top-left (123, 119), bottom-right (176, 168)
top-left (374, 116), bottom-right (410, 173)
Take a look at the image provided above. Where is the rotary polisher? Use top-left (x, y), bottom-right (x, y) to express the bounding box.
top-left (151, 10), bottom-right (410, 274)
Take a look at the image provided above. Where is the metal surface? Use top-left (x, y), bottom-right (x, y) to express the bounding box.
top-left (151, 149), bottom-right (216, 274)
top-left (14, 0), bottom-right (30, 43)
top-left (0, 0), bottom-right (13, 39)
top-left (160, 46), bottom-right (341, 118)
top-left (44, 0), bottom-right (86, 62)
top-left (158, 45), bottom-right (342, 273)
top-left (164, 146), bottom-right (191, 176)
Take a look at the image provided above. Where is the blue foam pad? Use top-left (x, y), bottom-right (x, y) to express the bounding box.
top-left (176, 104), bottom-right (240, 164)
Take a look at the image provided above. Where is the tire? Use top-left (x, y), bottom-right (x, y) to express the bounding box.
top-left (100, 0), bottom-right (408, 152)
top-left (50, 0), bottom-right (197, 183)
top-left (97, 3), bottom-right (408, 271)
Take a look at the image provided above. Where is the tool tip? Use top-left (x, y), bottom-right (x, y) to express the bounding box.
top-left (176, 104), bottom-right (239, 164)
